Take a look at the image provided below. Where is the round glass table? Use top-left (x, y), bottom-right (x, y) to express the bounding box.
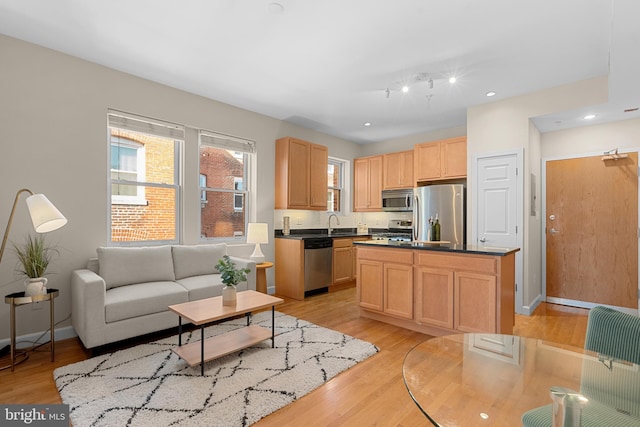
top-left (403, 334), bottom-right (640, 426)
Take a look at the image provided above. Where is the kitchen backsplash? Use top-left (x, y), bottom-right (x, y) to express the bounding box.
top-left (273, 210), bottom-right (412, 233)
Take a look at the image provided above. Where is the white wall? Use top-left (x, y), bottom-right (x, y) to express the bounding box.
top-left (0, 34), bottom-right (362, 342)
top-left (467, 76), bottom-right (609, 313)
top-left (541, 117), bottom-right (640, 158)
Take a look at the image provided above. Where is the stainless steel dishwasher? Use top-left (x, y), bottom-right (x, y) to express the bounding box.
top-left (303, 237), bottom-right (333, 294)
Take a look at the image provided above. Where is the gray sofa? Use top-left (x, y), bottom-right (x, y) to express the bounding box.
top-left (71, 243), bottom-right (256, 349)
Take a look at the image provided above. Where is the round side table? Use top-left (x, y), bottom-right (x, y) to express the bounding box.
top-left (255, 262), bottom-right (274, 294)
top-left (2, 288), bottom-right (59, 372)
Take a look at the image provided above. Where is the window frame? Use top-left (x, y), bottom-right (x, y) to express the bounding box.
top-left (107, 110), bottom-right (183, 246)
top-left (198, 131), bottom-right (255, 241)
top-left (328, 157), bottom-right (347, 214)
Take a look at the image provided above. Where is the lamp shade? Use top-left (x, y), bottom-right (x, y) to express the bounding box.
top-left (247, 223), bottom-right (269, 244)
top-left (25, 193), bottom-right (68, 233)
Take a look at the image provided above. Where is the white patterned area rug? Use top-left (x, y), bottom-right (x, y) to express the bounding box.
top-left (54, 312), bottom-right (378, 427)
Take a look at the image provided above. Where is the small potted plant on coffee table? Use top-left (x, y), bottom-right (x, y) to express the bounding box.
top-left (215, 255), bottom-right (250, 306)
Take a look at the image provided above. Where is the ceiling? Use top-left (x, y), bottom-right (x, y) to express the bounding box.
top-left (1, 0), bottom-right (639, 144)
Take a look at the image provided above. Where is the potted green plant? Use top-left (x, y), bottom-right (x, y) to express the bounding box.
top-left (215, 255), bottom-right (250, 306)
top-left (12, 234), bottom-right (58, 297)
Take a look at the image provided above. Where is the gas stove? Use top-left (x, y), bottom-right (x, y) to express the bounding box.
top-left (371, 219), bottom-right (413, 242)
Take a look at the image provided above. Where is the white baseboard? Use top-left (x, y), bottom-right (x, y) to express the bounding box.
top-left (0, 326), bottom-right (77, 350)
top-left (521, 295), bottom-right (544, 316)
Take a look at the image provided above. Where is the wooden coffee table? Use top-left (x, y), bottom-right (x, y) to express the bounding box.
top-left (169, 290), bottom-right (283, 375)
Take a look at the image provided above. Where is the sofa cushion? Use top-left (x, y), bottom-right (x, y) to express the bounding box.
top-left (176, 274), bottom-right (225, 301)
top-left (172, 244), bottom-right (226, 280)
top-left (98, 246), bottom-right (175, 289)
top-left (105, 281), bottom-right (188, 323)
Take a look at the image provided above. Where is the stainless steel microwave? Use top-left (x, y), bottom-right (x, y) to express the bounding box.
top-left (382, 189), bottom-right (413, 212)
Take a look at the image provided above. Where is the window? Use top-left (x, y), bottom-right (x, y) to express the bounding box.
top-left (199, 131), bottom-right (254, 239)
top-left (328, 158), bottom-right (345, 213)
top-left (199, 174), bottom-right (207, 202)
top-left (108, 111), bottom-right (183, 245)
top-left (111, 137), bottom-right (145, 203)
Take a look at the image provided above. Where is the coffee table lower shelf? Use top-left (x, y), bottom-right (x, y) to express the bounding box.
top-left (172, 324), bottom-right (273, 368)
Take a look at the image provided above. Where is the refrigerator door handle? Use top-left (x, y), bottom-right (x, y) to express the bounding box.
top-left (413, 193), bottom-right (419, 241)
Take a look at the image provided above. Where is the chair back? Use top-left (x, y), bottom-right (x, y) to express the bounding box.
top-left (581, 306), bottom-right (640, 419)
top-left (584, 305), bottom-right (640, 364)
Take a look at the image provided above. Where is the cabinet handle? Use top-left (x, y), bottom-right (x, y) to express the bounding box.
top-left (479, 237), bottom-right (486, 243)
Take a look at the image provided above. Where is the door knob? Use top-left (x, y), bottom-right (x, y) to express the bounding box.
top-left (479, 237), bottom-right (487, 243)
top-left (550, 228), bottom-right (559, 234)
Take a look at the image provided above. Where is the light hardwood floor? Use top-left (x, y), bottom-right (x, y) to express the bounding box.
top-left (0, 286), bottom-right (589, 426)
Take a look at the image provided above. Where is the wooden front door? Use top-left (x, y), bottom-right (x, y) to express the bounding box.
top-left (546, 153), bottom-right (638, 309)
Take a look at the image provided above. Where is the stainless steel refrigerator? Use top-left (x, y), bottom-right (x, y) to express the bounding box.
top-left (413, 184), bottom-right (466, 243)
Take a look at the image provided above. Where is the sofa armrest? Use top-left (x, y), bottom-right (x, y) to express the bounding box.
top-left (228, 256), bottom-right (257, 291)
top-left (71, 269), bottom-right (107, 348)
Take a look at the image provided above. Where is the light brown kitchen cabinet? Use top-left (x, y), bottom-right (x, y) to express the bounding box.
top-left (354, 155), bottom-right (383, 211)
top-left (414, 251), bottom-right (509, 334)
top-left (454, 271), bottom-right (497, 333)
top-left (274, 238), bottom-right (305, 300)
top-left (332, 236), bottom-right (370, 286)
top-left (332, 238), bottom-right (354, 285)
top-left (414, 266), bottom-right (454, 329)
top-left (414, 136), bottom-right (467, 182)
top-left (356, 247), bottom-right (413, 320)
top-left (275, 137), bottom-right (328, 210)
top-left (357, 245), bottom-right (516, 336)
top-left (383, 150), bottom-right (414, 189)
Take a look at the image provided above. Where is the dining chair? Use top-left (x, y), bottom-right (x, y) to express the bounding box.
top-left (521, 305), bottom-right (640, 427)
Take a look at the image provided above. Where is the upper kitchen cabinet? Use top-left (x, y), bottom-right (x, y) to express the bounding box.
top-left (414, 136), bottom-right (467, 183)
top-left (275, 137), bottom-right (328, 210)
top-left (354, 155), bottom-right (383, 212)
top-left (383, 150), bottom-right (414, 189)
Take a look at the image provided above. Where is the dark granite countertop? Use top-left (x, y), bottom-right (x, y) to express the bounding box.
top-left (353, 239), bottom-right (520, 256)
top-left (274, 228), bottom-right (372, 240)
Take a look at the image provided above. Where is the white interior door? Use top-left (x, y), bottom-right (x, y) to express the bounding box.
top-left (473, 150), bottom-right (523, 313)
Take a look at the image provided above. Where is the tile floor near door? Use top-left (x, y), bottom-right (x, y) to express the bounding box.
top-left (0, 286), bottom-right (589, 426)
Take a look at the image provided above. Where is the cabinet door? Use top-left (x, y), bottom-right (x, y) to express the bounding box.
top-left (309, 143), bottom-right (328, 209)
top-left (441, 137), bottom-right (467, 178)
top-left (383, 151), bottom-right (414, 189)
top-left (454, 271), bottom-right (497, 333)
top-left (415, 266), bottom-right (454, 329)
top-left (353, 158), bottom-right (370, 211)
top-left (383, 263), bottom-right (413, 319)
top-left (287, 139), bottom-right (310, 208)
top-left (414, 141), bottom-right (441, 181)
top-left (368, 155), bottom-right (383, 210)
top-left (357, 259), bottom-right (384, 311)
top-left (401, 151), bottom-right (414, 188)
top-left (333, 242), bottom-right (353, 285)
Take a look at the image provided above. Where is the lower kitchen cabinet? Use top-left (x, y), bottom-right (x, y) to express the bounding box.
top-left (383, 263), bottom-right (413, 319)
top-left (454, 271), bottom-right (497, 333)
top-left (415, 267), bottom-right (454, 329)
top-left (332, 236), bottom-right (370, 286)
top-left (357, 246), bottom-right (516, 336)
top-left (356, 247), bottom-right (413, 320)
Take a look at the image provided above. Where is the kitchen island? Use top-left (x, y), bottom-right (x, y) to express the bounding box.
top-left (354, 240), bottom-right (519, 336)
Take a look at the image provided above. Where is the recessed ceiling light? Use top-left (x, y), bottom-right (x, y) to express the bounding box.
top-left (584, 114), bottom-right (596, 120)
top-left (363, 122), bottom-right (372, 127)
top-left (449, 77), bottom-right (456, 84)
top-left (401, 86), bottom-right (409, 93)
top-left (486, 91), bottom-right (496, 97)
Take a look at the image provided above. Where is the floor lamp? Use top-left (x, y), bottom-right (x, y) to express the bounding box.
top-left (0, 188), bottom-right (68, 266)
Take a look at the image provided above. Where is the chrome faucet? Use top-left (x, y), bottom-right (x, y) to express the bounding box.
top-left (328, 214), bottom-right (340, 235)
